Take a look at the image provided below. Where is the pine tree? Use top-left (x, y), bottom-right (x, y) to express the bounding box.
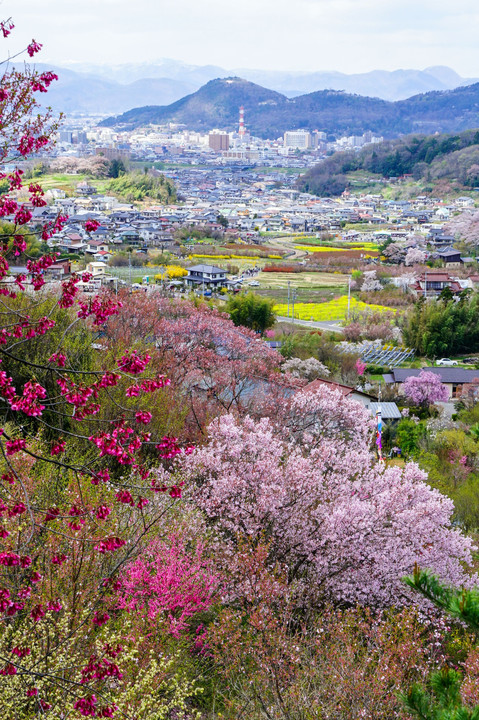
top-left (403, 566), bottom-right (479, 719)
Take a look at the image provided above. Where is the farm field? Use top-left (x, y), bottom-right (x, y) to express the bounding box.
top-left (295, 245), bottom-right (350, 253)
top-left (190, 257), bottom-right (267, 272)
top-left (274, 296), bottom-right (396, 321)
top-left (293, 237), bottom-right (379, 248)
top-left (295, 244), bottom-right (379, 254)
top-left (254, 270), bottom-right (349, 303)
top-left (257, 270), bottom-right (349, 288)
top-left (29, 173), bottom-right (112, 195)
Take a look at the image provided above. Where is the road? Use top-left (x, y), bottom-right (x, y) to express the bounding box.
top-left (264, 235), bottom-right (309, 260)
top-left (275, 316), bottom-right (344, 333)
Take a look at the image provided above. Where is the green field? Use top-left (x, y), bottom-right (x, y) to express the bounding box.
top-left (35, 173), bottom-right (112, 195)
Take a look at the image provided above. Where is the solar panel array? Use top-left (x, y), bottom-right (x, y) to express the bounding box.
top-left (360, 342), bottom-right (415, 366)
top-left (338, 340), bottom-right (415, 367)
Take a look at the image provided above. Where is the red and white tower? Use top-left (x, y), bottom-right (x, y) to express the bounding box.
top-left (238, 105), bottom-right (245, 140)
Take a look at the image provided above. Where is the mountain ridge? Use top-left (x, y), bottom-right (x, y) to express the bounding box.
top-left (61, 59), bottom-right (478, 102)
top-left (24, 61), bottom-right (479, 115)
top-left (25, 64), bottom-right (196, 115)
top-left (99, 77), bottom-right (479, 139)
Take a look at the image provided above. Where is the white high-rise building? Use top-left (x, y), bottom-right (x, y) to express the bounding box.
top-left (283, 130), bottom-right (311, 150)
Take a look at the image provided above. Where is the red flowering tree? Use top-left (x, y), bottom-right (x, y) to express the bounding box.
top-left (0, 20), bottom-right (202, 717)
top-left (115, 533), bottom-right (220, 639)
top-left (105, 292), bottom-right (291, 439)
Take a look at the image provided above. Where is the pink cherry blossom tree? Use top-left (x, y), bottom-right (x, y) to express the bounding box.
top-left (106, 292), bottom-right (291, 438)
top-left (405, 247), bottom-right (427, 266)
top-left (180, 385), bottom-right (474, 608)
top-left (403, 370), bottom-right (449, 408)
top-left (361, 270), bottom-right (382, 292)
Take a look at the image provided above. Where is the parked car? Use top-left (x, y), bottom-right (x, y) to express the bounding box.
top-left (436, 358), bottom-right (458, 366)
top-left (248, 280), bottom-right (260, 287)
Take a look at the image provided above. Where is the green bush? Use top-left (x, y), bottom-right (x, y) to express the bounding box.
top-left (396, 417), bottom-right (425, 457)
top-left (366, 364), bottom-right (386, 374)
top-left (226, 292), bottom-right (276, 334)
top-left (108, 172), bottom-right (177, 203)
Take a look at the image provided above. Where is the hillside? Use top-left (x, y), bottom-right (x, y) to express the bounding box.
top-left (100, 78), bottom-right (392, 136)
top-left (100, 77), bottom-right (479, 139)
top-left (100, 77), bottom-right (287, 131)
top-left (298, 129), bottom-right (479, 196)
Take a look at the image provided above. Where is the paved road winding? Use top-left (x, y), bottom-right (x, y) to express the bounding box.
top-left (275, 316), bottom-right (344, 333)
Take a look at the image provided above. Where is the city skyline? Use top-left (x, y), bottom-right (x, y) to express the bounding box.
top-left (3, 0), bottom-right (479, 77)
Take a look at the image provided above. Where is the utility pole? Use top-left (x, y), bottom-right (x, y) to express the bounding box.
top-left (128, 250), bottom-right (132, 287)
top-left (292, 289), bottom-right (297, 324)
top-left (424, 269), bottom-right (427, 299)
top-left (287, 280), bottom-right (291, 318)
top-left (347, 275), bottom-right (351, 320)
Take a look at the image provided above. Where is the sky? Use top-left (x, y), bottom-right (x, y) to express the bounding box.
top-left (2, 0), bottom-right (479, 76)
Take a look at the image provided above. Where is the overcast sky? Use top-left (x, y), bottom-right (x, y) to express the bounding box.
top-left (2, 0), bottom-right (478, 76)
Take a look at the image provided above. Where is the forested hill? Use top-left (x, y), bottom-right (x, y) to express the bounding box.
top-left (298, 129), bottom-right (479, 197)
top-left (100, 78), bottom-right (289, 134)
top-left (100, 77), bottom-right (479, 139)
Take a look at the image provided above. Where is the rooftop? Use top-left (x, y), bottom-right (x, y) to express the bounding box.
top-left (187, 264), bottom-right (226, 274)
top-left (385, 367), bottom-right (479, 384)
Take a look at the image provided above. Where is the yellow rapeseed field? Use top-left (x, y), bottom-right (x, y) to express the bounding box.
top-left (274, 296), bottom-right (396, 321)
top-left (294, 245), bottom-right (379, 253)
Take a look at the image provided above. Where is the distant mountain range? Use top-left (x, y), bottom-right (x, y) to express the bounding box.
top-left (100, 77), bottom-right (479, 140)
top-left (29, 60), bottom-right (479, 115)
top-left (31, 64), bottom-right (195, 115)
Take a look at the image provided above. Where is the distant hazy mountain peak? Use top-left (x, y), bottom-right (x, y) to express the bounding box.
top-left (424, 65), bottom-right (465, 84)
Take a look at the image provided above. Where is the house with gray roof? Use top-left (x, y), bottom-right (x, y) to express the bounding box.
top-left (186, 264), bottom-right (228, 288)
top-left (383, 367), bottom-right (479, 399)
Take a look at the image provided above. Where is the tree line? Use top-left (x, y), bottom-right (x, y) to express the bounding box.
top-left (300, 129), bottom-right (479, 196)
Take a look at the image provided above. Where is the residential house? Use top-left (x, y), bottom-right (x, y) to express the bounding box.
top-left (86, 241), bottom-right (110, 255)
top-left (44, 260), bottom-right (71, 281)
top-left (383, 367), bottom-right (479, 400)
top-left (410, 271), bottom-right (462, 297)
top-left (427, 232), bottom-right (456, 249)
top-left (455, 197), bottom-right (475, 208)
top-left (93, 251), bottom-right (113, 262)
top-left (76, 181), bottom-right (97, 196)
top-left (369, 402), bottom-right (402, 422)
top-left (115, 227), bottom-right (141, 247)
top-left (437, 249), bottom-right (463, 267)
top-left (305, 378), bottom-right (376, 410)
top-left (186, 264), bottom-right (228, 289)
top-left (86, 262), bottom-right (108, 278)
